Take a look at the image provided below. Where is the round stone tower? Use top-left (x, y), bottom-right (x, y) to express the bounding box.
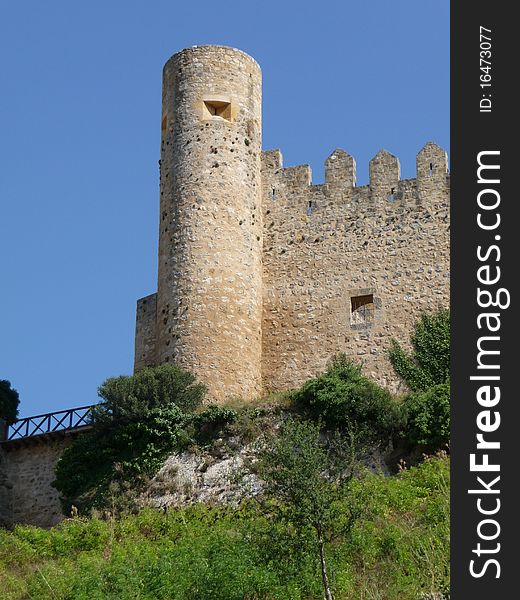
top-left (156, 46), bottom-right (263, 402)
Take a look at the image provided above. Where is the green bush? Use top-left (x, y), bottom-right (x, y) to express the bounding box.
top-left (389, 309), bottom-right (450, 392)
top-left (54, 405), bottom-right (190, 514)
top-left (189, 405), bottom-right (238, 445)
top-left (92, 364), bottom-right (206, 430)
top-left (404, 383), bottom-right (450, 448)
top-left (292, 356), bottom-right (403, 443)
top-left (0, 379), bottom-right (20, 424)
top-left (53, 365), bottom-right (205, 514)
top-left (389, 309), bottom-right (451, 448)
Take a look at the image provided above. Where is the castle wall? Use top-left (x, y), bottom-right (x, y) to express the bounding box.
top-left (134, 293), bottom-right (157, 371)
top-left (0, 446), bottom-right (13, 527)
top-left (0, 438), bottom-right (71, 528)
top-left (155, 46), bottom-right (263, 402)
top-left (260, 143), bottom-right (450, 394)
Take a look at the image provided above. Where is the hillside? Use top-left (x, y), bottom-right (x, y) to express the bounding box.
top-left (0, 312), bottom-right (450, 599)
top-left (0, 454), bottom-right (449, 600)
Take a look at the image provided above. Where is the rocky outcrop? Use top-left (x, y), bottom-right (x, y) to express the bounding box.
top-left (139, 438), bottom-right (262, 509)
top-left (139, 427), bottom-right (390, 510)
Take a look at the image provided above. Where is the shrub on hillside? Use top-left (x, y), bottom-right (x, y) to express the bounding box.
top-left (54, 404), bottom-right (191, 513)
top-left (54, 365), bottom-right (205, 514)
top-left (92, 364), bottom-right (206, 429)
top-left (389, 309), bottom-right (450, 392)
top-left (389, 309), bottom-right (451, 449)
top-left (1, 455), bottom-right (450, 600)
top-left (404, 383), bottom-right (450, 448)
top-left (189, 405), bottom-right (238, 445)
top-left (291, 355), bottom-right (403, 443)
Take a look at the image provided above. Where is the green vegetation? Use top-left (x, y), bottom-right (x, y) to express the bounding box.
top-left (257, 418), bottom-right (359, 600)
top-left (94, 364), bottom-right (206, 424)
top-left (405, 383), bottom-right (450, 448)
top-left (53, 310), bottom-right (450, 517)
top-left (0, 455), bottom-right (449, 600)
top-left (292, 355), bottom-right (403, 444)
top-left (0, 379), bottom-right (20, 425)
top-left (0, 310), bottom-right (451, 598)
top-left (389, 308), bottom-right (450, 392)
top-left (389, 309), bottom-right (451, 449)
top-left (53, 365), bottom-right (218, 514)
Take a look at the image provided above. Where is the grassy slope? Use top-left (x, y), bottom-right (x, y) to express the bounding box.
top-left (0, 455), bottom-right (449, 600)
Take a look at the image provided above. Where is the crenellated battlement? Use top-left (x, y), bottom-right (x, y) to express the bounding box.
top-left (262, 142), bottom-right (448, 210)
top-left (325, 149), bottom-right (356, 188)
top-left (262, 142), bottom-right (449, 233)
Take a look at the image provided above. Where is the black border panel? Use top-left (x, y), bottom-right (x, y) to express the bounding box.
top-left (451, 3), bottom-right (518, 597)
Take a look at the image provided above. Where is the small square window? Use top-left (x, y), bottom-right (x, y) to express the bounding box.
top-left (203, 100), bottom-right (232, 121)
top-left (351, 294), bottom-right (375, 325)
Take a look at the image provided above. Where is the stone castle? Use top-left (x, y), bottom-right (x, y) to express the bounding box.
top-left (0, 45), bottom-right (449, 529)
top-left (134, 45), bottom-right (450, 402)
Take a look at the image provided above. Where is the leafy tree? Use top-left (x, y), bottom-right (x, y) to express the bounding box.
top-left (292, 355), bottom-right (402, 444)
top-left (54, 364), bottom-right (205, 514)
top-left (257, 418), bottom-right (360, 600)
top-left (389, 309), bottom-right (450, 392)
top-left (0, 379), bottom-right (20, 425)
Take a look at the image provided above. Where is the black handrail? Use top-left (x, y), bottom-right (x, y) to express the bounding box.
top-left (2, 405), bottom-right (95, 442)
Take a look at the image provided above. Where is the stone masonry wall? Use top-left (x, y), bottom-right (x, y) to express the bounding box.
top-left (0, 438), bottom-right (71, 528)
top-left (154, 46), bottom-right (263, 403)
top-left (260, 143), bottom-right (449, 394)
top-left (0, 447), bottom-right (13, 527)
top-left (134, 293), bottom-right (158, 371)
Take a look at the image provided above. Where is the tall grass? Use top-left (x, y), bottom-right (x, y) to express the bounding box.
top-left (0, 455), bottom-right (449, 600)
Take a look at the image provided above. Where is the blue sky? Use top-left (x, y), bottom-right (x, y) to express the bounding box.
top-left (0, 1), bottom-right (449, 417)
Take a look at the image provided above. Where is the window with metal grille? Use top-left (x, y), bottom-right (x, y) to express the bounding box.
top-left (350, 294), bottom-right (375, 324)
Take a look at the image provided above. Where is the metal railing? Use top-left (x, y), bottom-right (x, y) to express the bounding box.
top-left (2, 405), bottom-right (94, 442)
